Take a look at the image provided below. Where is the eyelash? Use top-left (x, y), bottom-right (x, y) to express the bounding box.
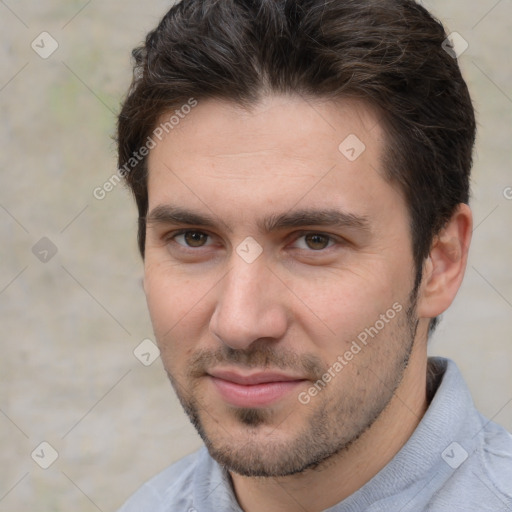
top-left (165, 229), bottom-right (340, 253)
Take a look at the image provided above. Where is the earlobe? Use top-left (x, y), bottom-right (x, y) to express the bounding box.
top-left (416, 203), bottom-right (473, 319)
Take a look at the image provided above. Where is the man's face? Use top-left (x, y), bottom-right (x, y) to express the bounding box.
top-left (144, 94), bottom-right (421, 477)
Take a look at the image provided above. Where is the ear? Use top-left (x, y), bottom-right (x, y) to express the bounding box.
top-left (416, 203), bottom-right (473, 319)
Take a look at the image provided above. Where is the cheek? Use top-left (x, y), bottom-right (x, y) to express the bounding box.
top-left (143, 263), bottom-right (215, 354)
top-left (286, 265), bottom-right (408, 367)
top-left (293, 264), bottom-right (398, 333)
top-left (144, 263), bottom-right (189, 336)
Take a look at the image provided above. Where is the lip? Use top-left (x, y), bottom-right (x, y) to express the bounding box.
top-left (207, 369), bottom-right (307, 408)
top-left (208, 369), bottom-right (305, 385)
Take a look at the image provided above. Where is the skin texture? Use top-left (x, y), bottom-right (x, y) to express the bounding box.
top-left (143, 94), bottom-right (472, 512)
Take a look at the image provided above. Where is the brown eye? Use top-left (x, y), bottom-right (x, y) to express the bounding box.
top-left (182, 231), bottom-right (208, 247)
top-left (170, 230), bottom-right (211, 249)
top-left (304, 233), bottom-right (331, 250)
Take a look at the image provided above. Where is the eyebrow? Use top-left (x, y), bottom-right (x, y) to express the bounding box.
top-left (146, 205), bottom-right (371, 235)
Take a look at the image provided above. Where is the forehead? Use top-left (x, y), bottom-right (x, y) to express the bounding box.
top-left (149, 94), bottom-right (383, 164)
top-left (146, 94), bottom-right (405, 230)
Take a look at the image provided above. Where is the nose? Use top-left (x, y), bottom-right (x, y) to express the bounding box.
top-left (209, 256), bottom-right (288, 350)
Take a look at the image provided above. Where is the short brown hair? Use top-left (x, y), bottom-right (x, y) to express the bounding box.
top-left (117, 0), bottom-right (476, 334)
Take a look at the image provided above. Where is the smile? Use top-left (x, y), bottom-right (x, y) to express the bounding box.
top-left (207, 369), bottom-right (307, 408)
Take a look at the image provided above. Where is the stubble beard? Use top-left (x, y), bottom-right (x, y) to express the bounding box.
top-left (164, 291), bottom-right (419, 478)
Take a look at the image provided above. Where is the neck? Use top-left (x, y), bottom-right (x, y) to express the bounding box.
top-left (230, 346), bottom-right (430, 512)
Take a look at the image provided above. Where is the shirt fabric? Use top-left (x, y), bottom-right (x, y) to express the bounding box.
top-left (118, 357), bottom-right (512, 511)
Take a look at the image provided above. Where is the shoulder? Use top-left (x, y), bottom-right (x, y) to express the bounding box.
top-left (429, 415), bottom-right (512, 511)
top-left (421, 359), bottom-right (512, 511)
top-left (117, 447), bottom-right (204, 512)
top-left (478, 416), bottom-right (512, 499)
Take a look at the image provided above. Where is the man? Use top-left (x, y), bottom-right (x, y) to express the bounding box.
top-left (116, 0), bottom-right (512, 510)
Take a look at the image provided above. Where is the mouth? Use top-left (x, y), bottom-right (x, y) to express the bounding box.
top-left (206, 368), bottom-right (308, 408)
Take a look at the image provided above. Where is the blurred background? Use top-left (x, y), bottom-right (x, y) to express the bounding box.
top-left (1, 1), bottom-right (511, 510)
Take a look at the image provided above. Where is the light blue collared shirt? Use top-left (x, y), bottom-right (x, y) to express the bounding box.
top-left (117, 358), bottom-right (512, 511)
